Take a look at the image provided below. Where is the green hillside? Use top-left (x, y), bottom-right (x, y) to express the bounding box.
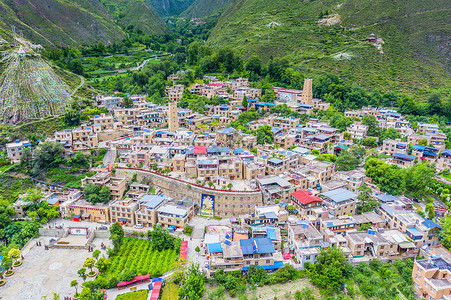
top-left (182, 0), bottom-right (232, 19)
top-left (147, 0), bottom-right (195, 17)
top-left (208, 0), bottom-right (451, 95)
top-left (0, 0), bottom-right (166, 47)
top-left (99, 0), bottom-right (167, 35)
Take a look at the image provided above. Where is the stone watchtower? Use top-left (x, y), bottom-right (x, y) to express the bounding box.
top-left (168, 100), bottom-right (179, 132)
top-left (301, 78), bottom-right (313, 105)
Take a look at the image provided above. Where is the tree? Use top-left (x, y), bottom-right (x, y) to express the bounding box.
top-left (31, 141), bottom-right (64, 173)
top-left (362, 115), bottom-right (380, 137)
top-left (0, 199), bottom-right (14, 230)
top-left (7, 248), bottom-right (20, 264)
top-left (244, 56), bottom-right (262, 75)
top-left (64, 110), bottom-right (81, 127)
top-left (109, 222), bottom-right (124, 250)
top-left (405, 163), bottom-right (435, 199)
top-left (227, 183), bottom-right (233, 190)
top-left (427, 93), bottom-right (442, 115)
top-left (362, 137), bottom-right (377, 147)
top-left (247, 265), bottom-right (268, 286)
top-left (21, 147), bottom-right (33, 165)
top-left (78, 268), bottom-right (87, 282)
top-left (148, 224), bottom-right (178, 251)
top-left (0, 256), bottom-right (12, 273)
top-left (71, 280), bottom-right (79, 295)
top-left (92, 249), bottom-right (101, 260)
top-left (425, 203), bottom-right (436, 220)
top-left (98, 186), bottom-right (111, 203)
top-left (307, 246), bottom-right (347, 293)
top-left (8, 221), bottom-right (40, 247)
top-left (335, 150), bottom-right (360, 171)
top-left (23, 189), bottom-right (44, 205)
top-left (96, 257), bottom-right (110, 275)
top-left (178, 264), bottom-right (205, 300)
top-left (121, 96), bottom-right (134, 108)
top-left (195, 246), bottom-right (200, 252)
top-left (418, 138), bottom-right (428, 146)
top-left (379, 128), bottom-right (401, 142)
top-left (364, 158), bottom-right (406, 195)
top-left (442, 215), bottom-right (451, 250)
top-left (241, 96), bottom-right (248, 110)
top-left (83, 184), bottom-right (110, 204)
top-left (256, 125), bottom-right (273, 145)
top-left (357, 184), bottom-right (379, 214)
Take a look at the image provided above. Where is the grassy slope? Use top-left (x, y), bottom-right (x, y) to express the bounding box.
top-left (181, 0), bottom-right (232, 19)
top-left (146, 0), bottom-right (195, 17)
top-left (99, 0), bottom-right (167, 35)
top-left (0, 0), bottom-right (166, 47)
top-left (0, 0), bottom-right (125, 47)
top-left (208, 0), bottom-right (451, 95)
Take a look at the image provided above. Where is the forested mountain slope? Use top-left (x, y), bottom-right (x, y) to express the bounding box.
top-left (0, 0), bottom-right (166, 47)
top-left (208, 0), bottom-right (451, 94)
top-left (181, 0), bottom-right (232, 19)
top-left (147, 0), bottom-right (195, 17)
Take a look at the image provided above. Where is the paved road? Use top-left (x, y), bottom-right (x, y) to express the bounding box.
top-left (70, 75), bottom-right (85, 96)
top-left (116, 57), bottom-right (160, 74)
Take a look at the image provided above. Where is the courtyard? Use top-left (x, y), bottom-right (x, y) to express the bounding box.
top-left (0, 236), bottom-right (111, 300)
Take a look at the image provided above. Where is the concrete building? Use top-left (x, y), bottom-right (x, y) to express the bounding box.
top-left (320, 188), bottom-right (357, 217)
top-left (6, 139), bottom-right (32, 163)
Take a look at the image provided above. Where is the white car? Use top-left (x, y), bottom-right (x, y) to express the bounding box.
top-left (134, 224), bottom-right (143, 229)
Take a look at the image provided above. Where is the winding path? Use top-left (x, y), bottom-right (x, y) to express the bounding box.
top-left (70, 74), bottom-right (84, 96)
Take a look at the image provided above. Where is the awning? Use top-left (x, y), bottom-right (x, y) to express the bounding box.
top-left (167, 225), bottom-right (176, 231)
top-left (399, 241), bottom-right (416, 249)
top-left (81, 213), bottom-right (91, 218)
top-left (119, 218), bottom-right (127, 221)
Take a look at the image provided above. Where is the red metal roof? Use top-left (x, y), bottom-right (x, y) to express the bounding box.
top-left (291, 190), bottom-right (322, 205)
top-left (193, 146), bottom-right (207, 155)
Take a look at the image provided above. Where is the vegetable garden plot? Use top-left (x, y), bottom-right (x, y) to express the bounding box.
top-left (106, 238), bottom-right (179, 278)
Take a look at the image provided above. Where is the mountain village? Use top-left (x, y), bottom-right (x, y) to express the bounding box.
top-left (2, 73), bottom-right (450, 300)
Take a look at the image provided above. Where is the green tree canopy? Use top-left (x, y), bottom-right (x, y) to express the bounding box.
top-left (178, 264), bottom-right (205, 300)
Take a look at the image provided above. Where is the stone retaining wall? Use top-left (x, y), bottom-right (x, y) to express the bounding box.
top-left (116, 168), bottom-right (263, 218)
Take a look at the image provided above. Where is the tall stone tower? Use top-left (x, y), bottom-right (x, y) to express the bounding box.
top-left (168, 100), bottom-right (179, 132)
top-left (301, 78), bottom-right (313, 105)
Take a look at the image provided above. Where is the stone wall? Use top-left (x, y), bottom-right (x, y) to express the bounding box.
top-left (116, 168), bottom-right (263, 218)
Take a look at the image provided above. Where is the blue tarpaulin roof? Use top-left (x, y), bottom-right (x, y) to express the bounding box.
top-left (240, 238), bottom-right (275, 255)
top-left (406, 227), bottom-right (423, 237)
top-left (140, 195), bottom-right (165, 209)
top-left (167, 225), bottom-right (176, 231)
top-left (320, 188), bottom-right (357, 203)
top-left (208, 242), bottom-right (223, 253)
top-left (393, 153), bottom-right (415, 160)
top-left (207, 146), bottom-right (230, 154)
top-left (268, 157), bottom-right (283, 164)
top-left (266, 227), bottom-right (277, 240)
top-left (242, 261), bottom-right (283, 271)
top-left (422, 219), bottom-right (442, 230)
top-left (376, 194), bottom-right (398, 203)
